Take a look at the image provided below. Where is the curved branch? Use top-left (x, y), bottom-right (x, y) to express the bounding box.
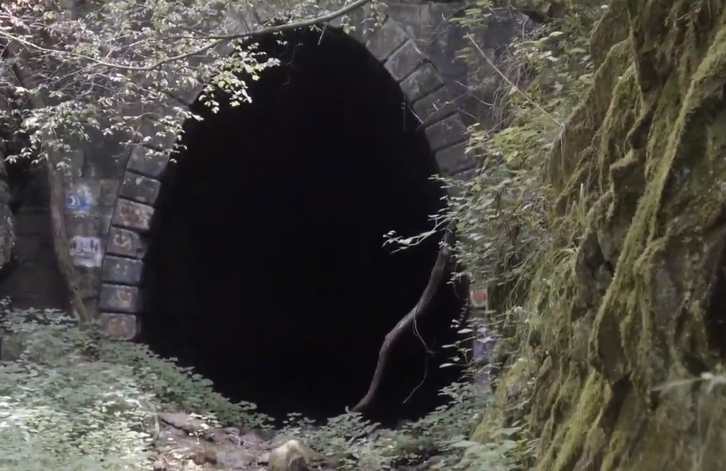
top-left (351, 220), bottom-right (457, 414)
top-left (0, 0), bottom-right (373, 72)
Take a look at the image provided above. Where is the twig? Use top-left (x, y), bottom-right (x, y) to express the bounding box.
top-left (465, 34), bottom-right (562, 127)
top-left (0, 0), bottom-right (373, 73)
top-left (351, 221), bottom-right (456, 413)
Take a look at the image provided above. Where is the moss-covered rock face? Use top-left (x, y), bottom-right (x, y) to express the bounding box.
top-left (483, 0), bottom-right (726, 469)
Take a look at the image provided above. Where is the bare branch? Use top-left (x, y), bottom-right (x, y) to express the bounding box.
top-left (466, 34), bottom-right (561, 127)
top-left (351, 221), bottom-right (457, 414)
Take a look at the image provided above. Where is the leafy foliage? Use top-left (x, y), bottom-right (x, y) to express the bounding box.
top-left (0, 307), bottom-right (534, 471)
top-left (448, 0), bottom-right (604, 295)
top-left (0, 308), bottom-right (275, 471)
top-left (0, 0), bottom-right (383, 166)
top-left (0, 0), bottom-right (620, 470)
top-left (0, 309), bottom-right (156, 470)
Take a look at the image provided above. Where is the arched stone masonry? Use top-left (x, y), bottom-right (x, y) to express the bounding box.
top-left (95, 15), bottom-right (475, 339)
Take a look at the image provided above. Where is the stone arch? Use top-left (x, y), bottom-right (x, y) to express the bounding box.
top-left (97, 14), bottom-right (474, 333)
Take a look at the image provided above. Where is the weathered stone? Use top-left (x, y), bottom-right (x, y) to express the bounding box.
top-left (65, 178), bottom-right (101, 215)
top-left (82, 144), bottom-right (129, 179)
top-left (100, 312), bottom-right (138, 339)
top-left (106, 227), bottom-right (148, 258)
top-left (98, 179), bottom-right (121, 206)
top-left (76, 265), bottom-right (101, 298)
top-left (60, 149), bottom-right (84, 177)
top-left (126, 146), bottom-right (170, 178)
top-left (435, 142), bottom-right (476, 175)
top-left (384, 40), bottom-right (422, 81)
top-left (413, 86), bottom-right (461, 125)
top-left (112, 198), bottom-right (154, 232)
top-left (119, 171), bottom-right (161, 205)
top-left (102, 255), bottom-right (144, 284)
top-left (332, 4), bottom-right (375, 43)
top-left (99, 284), bottom-right (141, 313)
top-left (65, 212), bottom-right (113, 236)
top-left (158, 412), bottom-right (208, 433)
top-left (268, 440), bottom-right (324, 471)
top-left (365, 17), bottom-right (409, 61)
top-left (399, 62), bottom-right (444, 102)
top-left (353, 14), bottom-right (379, 44)
top-left (425, 113), bottom-right (467, 152)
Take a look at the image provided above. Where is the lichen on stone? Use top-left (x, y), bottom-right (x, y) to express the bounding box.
top-left (480, 0), bottom-right (726, 469)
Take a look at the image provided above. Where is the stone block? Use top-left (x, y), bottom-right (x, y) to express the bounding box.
top-left (413, 86), bottom-right (462, 125)
top-left (65, 212), bottom-right (113, 236)
top-left (98, 179), bottom-right (121, 206)
top-left (435, 142), bottom-right (476, 175)
top-left (126, 146), bottom-right (171, 179)
top-left (335, 3), bottom-right (375, 43)
top-left (399, 63), bottom-right (443, 103)
top-left (99, 284), bottom-right (141, 313)
top-left (445, 167), bottom-right (480, 196)
top-left (365, 17), bottom-right (409, 61)
top-left (112, 198), bottom-right (154, 232)
top-left (354, 14), bottom-right (380, 44)
top-left (425, 113), bottom-right (467, 152)
top-left (119, 171), bottom-right (162, 205)
top-left (65, 178), bottom-right (101, 215)
top-left (106, 227), bottom-right (148, 259)
top-left (100, 313), bottom-right (139, 339)
top-left (76, 266), bottom-right (101, 298)
top-left (60, 149), bottom-right (84, 177)
top-left (102, 256), bottom-right (144, 285)
top-left (82, 145), bottom-right (129, 178)
top-left (384, 40), bottom-right (422, 81)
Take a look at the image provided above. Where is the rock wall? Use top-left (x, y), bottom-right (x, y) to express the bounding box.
top-left (482, 0), bottom-right (726, 470)
top-left (0, 167), bottom-right (67, 311)
top-left (0, 95), bottom-right (65, 311)
top-left (45, 2), bottom-right (519, 337)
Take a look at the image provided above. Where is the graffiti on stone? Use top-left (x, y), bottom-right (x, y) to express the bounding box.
top-left (69, 235), bottom-right (103, 267)
top-left (117, 289), bottom-right (134, 306)
top-left (99, 284), bottom-right (140, 313)
top-left (112, 231), bottom-right (134, 253)
top-left (65, 183), bottom-right (95, 214)
top-left (113, 199), bottom-right (153, 231)
top-left (469, 287), bottom-right (488, 309)
top-left (101, 313), bottom-right (137, 339)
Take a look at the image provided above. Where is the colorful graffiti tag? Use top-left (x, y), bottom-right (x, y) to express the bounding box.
top-left (65, 184), bottom-right (95, 215)
top-left (469, 287), bottom-right (488, 310)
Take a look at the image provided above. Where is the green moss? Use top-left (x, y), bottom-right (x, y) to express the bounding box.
top-left (475, 0), bottom-right (726, 469)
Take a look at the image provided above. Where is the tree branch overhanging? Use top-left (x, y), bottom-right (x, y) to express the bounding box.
top-left (5, 43), bottom-right (91, 324)
top-left (351, 220), bottom-right (457, 414)
top-left (0, 0), bottom-right (373, 73)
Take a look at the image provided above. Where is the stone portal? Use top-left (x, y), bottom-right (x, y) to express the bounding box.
top-left (139, 25), bottom-right (468, 425)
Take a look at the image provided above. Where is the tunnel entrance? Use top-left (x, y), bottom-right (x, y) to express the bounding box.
top-left (140, 25), bottom-right (468, 426)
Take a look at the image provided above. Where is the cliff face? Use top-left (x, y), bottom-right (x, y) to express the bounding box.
top-left (485, 0), bottom-right (726, 469)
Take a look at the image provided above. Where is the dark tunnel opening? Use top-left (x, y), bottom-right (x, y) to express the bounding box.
top-left (140, 25), bottom-right (469, 426)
